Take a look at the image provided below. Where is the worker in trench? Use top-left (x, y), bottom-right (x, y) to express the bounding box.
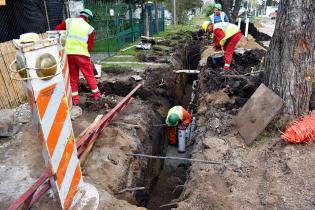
top-left (166, 106), bottom-right (192, 145)
top-left (55, 9), bottom-right (101, 106)
top-left (202, 21), bottom-right (242, 73)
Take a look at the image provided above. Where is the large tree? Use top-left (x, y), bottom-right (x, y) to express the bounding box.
top-left (165, 0), bottom-right (202, 24)
top-left (264, 0), bottom-right (315, 118)
top-left (215, 0), bottom-right (241, 22)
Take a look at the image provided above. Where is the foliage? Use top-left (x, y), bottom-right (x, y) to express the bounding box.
top-left (164, 0), bottom-right (203, 24)
top-left (205, 3), bottom-right (215, 17)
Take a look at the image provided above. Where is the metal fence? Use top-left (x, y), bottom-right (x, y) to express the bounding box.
top-left (84, 0), bottom-right (165, 54)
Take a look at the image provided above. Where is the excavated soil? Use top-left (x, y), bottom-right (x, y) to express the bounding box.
top-left (0, 30), bottom-right (200, 210)
top-left (174, 46), bottom-right (315, 210)
top-left (240, 21), bottom-right (271, 41)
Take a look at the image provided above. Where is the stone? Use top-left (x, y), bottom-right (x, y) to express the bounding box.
top-left (0, 109), bottom-right (19, 137)
top-left (71, 106), bottom-right (83, 120)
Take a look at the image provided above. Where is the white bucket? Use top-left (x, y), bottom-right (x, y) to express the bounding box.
top-left (178, 129), bottom-right (186, 153)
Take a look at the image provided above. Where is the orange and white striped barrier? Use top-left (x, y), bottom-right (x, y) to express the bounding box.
top-left (13, 37), bottom-right (86, 209)
top-left (47, 30), bottom-right (72, 109)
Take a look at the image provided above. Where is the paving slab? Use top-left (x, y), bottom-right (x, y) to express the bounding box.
top-left (235, 84), bottom-right (284, 146)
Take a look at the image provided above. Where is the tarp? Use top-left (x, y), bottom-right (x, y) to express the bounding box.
top-left (0, 0), bottom-right (64, 42)
top-left (0, 0), bottom-right (46, 42)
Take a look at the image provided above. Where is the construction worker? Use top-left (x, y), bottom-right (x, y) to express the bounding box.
top-left (166, 106), bottom-right (192, 145)
top-left (209, 3), bottom-right (229, 24)
top-left (207, 22), bottom-right (242, 72)
top-left (55, 9), bottom-right (101, 105)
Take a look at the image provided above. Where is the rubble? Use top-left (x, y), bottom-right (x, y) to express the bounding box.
top-left (0, 109), bottom-right (19, 137)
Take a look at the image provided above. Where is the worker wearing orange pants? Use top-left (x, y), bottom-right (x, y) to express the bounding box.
top-left (68, 55), bottom-right (100, 105)
top-left (210, 22), bottom-right (241, 71)
top-left (166, 106), bottom-right (192, 145)
top-left (55, 9), bottom-right (101, 105)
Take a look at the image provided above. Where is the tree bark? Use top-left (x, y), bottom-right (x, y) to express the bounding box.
top-left (231, 0), bottom-right (241, 22)
top-left (216, 0), bottom-right (232, 21)
top-left (264, 0), bottom-right (315, 117)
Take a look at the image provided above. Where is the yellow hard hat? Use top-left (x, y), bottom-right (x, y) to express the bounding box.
top-left (202, 21), bottom-right (210, 32)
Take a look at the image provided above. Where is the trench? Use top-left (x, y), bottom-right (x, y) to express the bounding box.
top-left (143, 37), bottom-right (201, 210)
top-left (78, 32), bottom-right (202, 209)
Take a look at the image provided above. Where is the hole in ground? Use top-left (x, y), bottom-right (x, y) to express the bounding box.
top-left (77, 32), bottom-right (202, 209)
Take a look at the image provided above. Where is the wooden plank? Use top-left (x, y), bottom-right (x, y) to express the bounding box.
top-left (0, 44), bottom-right (19, 107)
top-left (235, 84), bottom-right (284, 146)
top-left (0, 56), bottom-right (11, 108)
top-left (0, 42), bottom-right (24, 106)
top-left (0, 41), bottom-right (25, 103)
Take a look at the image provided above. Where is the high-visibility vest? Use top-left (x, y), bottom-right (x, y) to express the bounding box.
top-left (166, 106), bottom-right (184, 126)
top-left (209, 12), bottom-right (226, 24)
top-left (65, 18), bottom-right (94, 57)
top-left (214, 22), bottom-right (239, 46)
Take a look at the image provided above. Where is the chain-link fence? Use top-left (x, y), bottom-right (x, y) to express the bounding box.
top-left (0, 0), bottom-right (165, 51)
top-left (84, 0), bottom-right (165, 54)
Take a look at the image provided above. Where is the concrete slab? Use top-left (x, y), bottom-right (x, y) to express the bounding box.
top-left (0, 109), bottom-right (19, 137)
top-left (235, 84), bottom-right (284, 146)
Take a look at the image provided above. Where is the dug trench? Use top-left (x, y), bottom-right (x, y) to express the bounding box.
top-left (72, 31), bottom-right (202, 210)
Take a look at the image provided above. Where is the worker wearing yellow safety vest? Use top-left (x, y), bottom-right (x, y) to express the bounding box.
top-left (55, 9), bottom-right (101, 105)
top-left (203, 22), bottom-right (241, 72)
top-left (209, 3), bottom-right (229, 24)
top-left (166, 106), bottom-right (192, 145)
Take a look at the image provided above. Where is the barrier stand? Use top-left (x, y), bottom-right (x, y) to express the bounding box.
top-left (47, 30), bottom-right (72, 109)
top-left (10, 37), bottom-right (98, 210)
top-left (8, 83), bottom-right (142, 210)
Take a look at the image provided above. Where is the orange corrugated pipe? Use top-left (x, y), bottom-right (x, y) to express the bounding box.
top-left (282, 112), bottom-right (315, 144)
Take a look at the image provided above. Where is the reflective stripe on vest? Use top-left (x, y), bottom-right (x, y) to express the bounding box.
top-left (214, 22), bottom-right (239, 46)
top-left (210, 12), bottom-right (225, 23)
top-left (166, 106), bottom-right (184, 125)
top-left (65, 18), bottom-right (94, 57)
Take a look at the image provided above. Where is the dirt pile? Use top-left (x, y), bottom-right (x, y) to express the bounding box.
top-left (201, 49), bottom-right (265, 110)
top-left (240, 21), bottom-right (271, 41)
top-left (175, 45), bottom-right (315, 210)
top-left (0, 94), bottom-right (165, 210)
top-left (82, 99), bottom-right (164, 208)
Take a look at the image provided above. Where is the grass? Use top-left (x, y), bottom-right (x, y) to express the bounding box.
top-left (102, 63), bottom-right (147, 70)
top-left (120, 46), bottom-right (138, 55)
top-left (93, 38), bottom-right (118, 52)
top-left (153, 44), bottom-right (171, 51)
top-left (102, 56), bottom-right (138, 62)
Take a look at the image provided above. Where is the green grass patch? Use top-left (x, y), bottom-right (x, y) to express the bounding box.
top-left (102, 56), bottom-right (138, 62)
top-left (102, 63), bottom-right (147, 70)
top-left (120, 46), bottom-right (139, 55)
top-left (153, 44), bottom-right (171, 51)
top-left (93, 38), bottom-right (119, 52)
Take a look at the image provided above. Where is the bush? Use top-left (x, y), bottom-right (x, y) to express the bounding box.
top-left (205, 4), bottom-right (215, 17)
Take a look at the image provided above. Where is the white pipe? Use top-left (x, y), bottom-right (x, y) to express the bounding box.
top-left (238, 17), bottom-right (241, 29)
top-left (245, 18), bottom-right (249, 37)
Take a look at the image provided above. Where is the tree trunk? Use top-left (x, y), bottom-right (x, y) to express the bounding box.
top-left (264, 0), bottom-right (315, 118)
top-left (231, 0), bottom-right (241, 23)
top-left (144, 8), bottom-right (149, 36)
top-left (154, 2), bottom-right (159, 33)
top-left (216, 0), bottom-right (232, 21)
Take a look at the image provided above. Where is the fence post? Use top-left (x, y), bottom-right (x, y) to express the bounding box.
top-left (129, 4), bottom-right (134, 42)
